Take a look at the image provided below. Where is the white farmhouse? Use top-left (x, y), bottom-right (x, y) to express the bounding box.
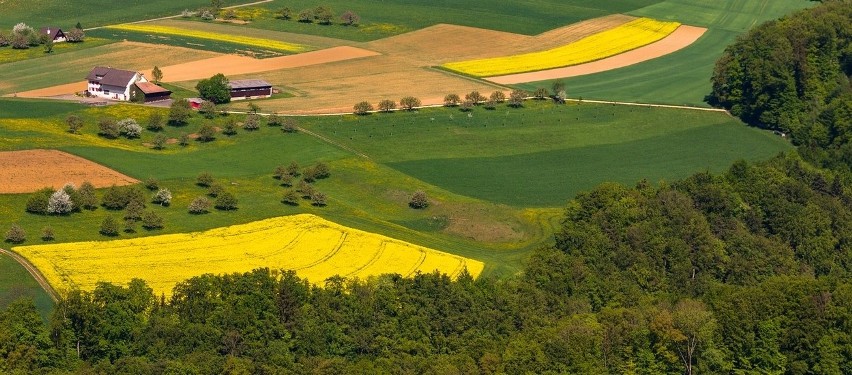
top-left (86, 67), bottom-right (147, 101)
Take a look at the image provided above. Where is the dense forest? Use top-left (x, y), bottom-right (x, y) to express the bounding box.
top-left (709, 0), bottom-right (852, 171)
top-left (3, 1), bottom-right (852, 374)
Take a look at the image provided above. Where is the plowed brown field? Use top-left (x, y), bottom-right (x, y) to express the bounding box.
top-left (0, 150), bottom-right (138, 194)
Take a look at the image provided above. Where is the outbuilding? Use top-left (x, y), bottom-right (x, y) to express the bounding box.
top-left (229, 79), bottom-right (272, 100)
top-left (132, 81), bottom-right (172, 103)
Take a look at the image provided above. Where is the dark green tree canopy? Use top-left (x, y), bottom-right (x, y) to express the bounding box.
top-left (196, 73), bottom-right (231, 104)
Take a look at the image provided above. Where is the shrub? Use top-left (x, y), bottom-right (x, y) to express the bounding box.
top-left (282, 190), bottom-right (299, 206)
top-left (273, 165), bottom-right (288, 180)
top-left (282, 118), bottom-right (298, 133)
top-left (98, 118), bottom-right (119, 138)
top-left (152, 134), bottom-right (168, 150)
top-left (100, 217), bottom-right (119, 236)
top-left (222, 119), bottom-right (238, 136)
top-left (533, 87), bottom-right (548, 100)
top-left (66, 115), bottom-right (84, 134)
top-left (141, 211), bottom-right (164, 230)
top-left (124, 200), bottom-right (144, 221)
top-left (196, 172), bottom-right (214, 187)
top-left (102, 185), bottom-right (144, 210)
top-left (197, 124), bottom-right (216, 142)
top-left (124, 218), bottom-right (137, 233)
top-left (286, 162), bottom-right (301, 177)
top-left (41, 226), bottom-right (54, 241)
top-left (169, 99), bottom-right (192, 125)
top-left (77, 182), bottom-right (97, 210)
top-left (153, 188), bottom-right (172, 206)
top-left (296, 181), bottom-right (314, 198)
top-left (178, 134), bottom-right (190, 146)
top-left (26, 188), bottom-right (53, 214)
top-left (311, 191), bottom-right (327, 206)
top-left (188, 196), bottom-right (211, 214)
top-left (341, 10), bottom-right (360, 25)
top-left (353, 101), bottom-right (373, 115)
top-left (302, 167), bottom-right (317, 183)
top-left (378, 99), bottom-right (396, 113)
top-left (207, 183), bottom-right (224, 198)
top-left (199, 101), bottom-right (217, 119)
top-left (314, 163), bottom-right (330, 179)
top-left (444, 94), bottom-right (461, 107)
top-left (117, 118), bottom-right (142, 138)
top-left (215, 192), bottom-right (238, 210)
top-left (5, 224), bottom-right (26, 243)
top-left (147, 112), bottom-right (165, 131)
top-left (144, 178), bottom-right (159, 191)
top-left (243, 114), bottom-right (261, 131)
top-left (47, 189), bottom-right (74, 215)
top-left (267, 114), bottom-right (284, 126)
top-left (409, 190), bottom-right (429, 209)
top-left (65, 28), bottom-right (84, 43)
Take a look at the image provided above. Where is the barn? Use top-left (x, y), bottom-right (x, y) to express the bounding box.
top-left (229, 79), bottom-right (272, 100)
top-left (132, 82), bottom-right (172, 103)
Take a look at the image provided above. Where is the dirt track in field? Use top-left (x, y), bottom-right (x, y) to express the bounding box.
top-left (0, 149), bottom-right (138, 194)
top-left (486, 25), bottom-right (708, 84)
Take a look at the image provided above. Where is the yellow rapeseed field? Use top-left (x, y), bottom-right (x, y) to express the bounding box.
top-left (442, 18), bottom-right (681, 77)
top-left (106, 24), bottom-right (308, 53)
top-left (14, 214), bottom-right (483, 296)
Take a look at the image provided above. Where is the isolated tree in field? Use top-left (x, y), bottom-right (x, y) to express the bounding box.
top-left (400, 96), bottom-right (421, 111)
top-left (243, 114), bottom-right (261, 130)
top-left (5, 224), bottom-right (26, 243)
top-left (66, 115), bottom-right (84, 134)
top-left (118, 118), bottom-right (142, 139)
top-left (277, 7), bottom-right (293, 20)
top-left (196, 73), bottom-right (231, 104)
top-left (147, 112), bottom-right (165, 131)
top-left (281, 118), bottom-right (298, 133)
top-left (314, 6), bottom-right (334, 24)
top-left (215, 191), bottom-right (238, 210)
top-left (490, 91), bottom-right (506, 103)
top-left (65, 28), bottom-right (85, 43)
top-left (314, 162), bottom-right (330, 179)
top-left (169, 99), bottom-right (192, 125)
top-left (444, 94), bottom-right (461, 107)
top-left (196, 172), bottom-right (214, 187)
top-left (465, 91), bottom-right (485, 105)
top-left (26, 188), bottom-right (53, 214)
top-left (151, 66), bottom-right (163, 83)
top-left (247, 102), bottom-right (260, 114)
top-left (341, 10), bottom-right (360, 26)
top-left (100, 217), bottom-right (119, 236)
top-left (509, 89), bottom-right (526, 107)
top-left (353, 101), bottom-right (373, 115)
top-left (533, 87), bottom-right (548, 100)
top-left (311, 191), bottom-right (327, 206)
top-left (153, 188), bottom-right (172, 206)
top-left (282, 190), bottom-right (299, 205)
top-left (41, 226), bottom-right (54, 241)
top-left (207, 183), bottom-right (224, 198)
top-left (77, 182), bottom-right (97, 210)
top-left (378, 99), bottom-right (396, 113)
top-left (197, 124), bottom-right (216, 142)
top-left (47, 189), bottom-right (74, 215)
top-left (409, 190), bottom-right (429, 209)
top-left (188, 196), bottom-right (211, 214)
top-left (298, 9), bottom-right (313, 23)
top-left (267, 114), bottom-right (283, 126)
top-left (141, 211), bottom-right (164, 230)
top-left (98, 118), bottom-right (119, 138)
top-left (199, 101), bottom-right (217, 119)
top-left (152, 134), bottom-right (168, 150)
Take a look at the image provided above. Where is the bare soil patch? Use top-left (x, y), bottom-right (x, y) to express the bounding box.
top-left (487, 25), bottom-right (708, 84)
top-left (13, 82), bottom-right (87, 98)
top-left (0, 149), bottom-right (138, 194)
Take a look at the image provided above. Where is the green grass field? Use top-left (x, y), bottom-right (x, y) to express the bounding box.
top-left (513, 0), bottom-right (813, 106)
top-left (0, 38), bottom-right (113, 65)
top-left (0, 0), bottom-right (257, 29)
top-left (229, 0), bottom-right (664, 41)
top-left (0, 253), bottom-right (53, 319)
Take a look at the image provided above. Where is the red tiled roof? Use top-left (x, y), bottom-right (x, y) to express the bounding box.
top-left (135, 82), bottom-right (171, 95)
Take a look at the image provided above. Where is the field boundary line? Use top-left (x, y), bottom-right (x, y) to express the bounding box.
top-left (84, 0), bottom-right (274, 31)
top-left (566, 98), bottom-right (727, 112)
top-left (0, 247), bottom-right (59, 302)
top-left (295, 126), bottom-right (372, 159)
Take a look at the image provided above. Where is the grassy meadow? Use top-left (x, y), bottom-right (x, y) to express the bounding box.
top-left (0, 253), bottom-right (53, 318)
top-left (513, 0), bottom-right (813, 106)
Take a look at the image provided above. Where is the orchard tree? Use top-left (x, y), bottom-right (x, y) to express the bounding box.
top-left (100, 217), bottom-right (119, 236)
top-left (409, 190), bottom-right (428, 209)
top-left (66, 115), bottom-right (84, 134)
top-left (151, 66), bottom-right (163, 83)
top-left (141, 211), bottom-right (164, 229)
top-left (267, 114), bottom-right (283, 127)
top-left (509, 89), bottom-right (526, 107)
top-left (41, 226), bottom-right (54, 241)
top-left (77, 182), bottom-right (97, 210)
top-left (26, 188), bottom-right (53, 214)
top-left (188, 196), bottom-right (211, 214)
top-left (243, 114), bottom-right (260, 130)
top-left (533, 87), bottom-right (548, 100)
top-left (207, 183), bottom-right (224, 198)
top-left (196, 73), bottom-right (231, 104)
top-left (169, 99), bottom-right (192, 125)
top-left (341, 10), bottom-right (360, 26)
top-left (314, 162), bottom-right (330, 179)
top-left (277, 7), bottom-right (293, 20)
top-left (222, 119), bottom-right (238, 136)
top-left (196, 172), bottom-right (214, 187)
top-left (281, 117), bottom-right (298, 133)
top-left (43, 38), bottom-right (54, 53)
top-left (147, 112), bottom-right (165, 131)
top-left (286, 162), bottom-right (301, 177)
top-left (5, 224), bottom-right (26, 243)
top-left (197, 124), bottom-right (216, 142)
top-left (444, 93), bottom-right (461, 107)
top-left (311, 191), bottom-right (327, 206)
top-left (178, 134), bottom-right (190, 146)
top-left (199, 101), bottom-right (217, 119)
top-left (459, 99), bottom-right (474, 112)
top-left (98, 118), bottom-right (119, 138)
top-left (314, 6), bottom-right (334, 24)
top-left (400, 96), bottom-right (421, 111)
top-left (298, 9), bottom-right (313, 23)
top-left (490, 90), bottom-right (506, 103)
top-left (144, 178), bottom-right (159, 191)
top-left (353, 101), bottom-right (373, 115)
top-left (65, 28), bottom-right (85, 42)
top-left (465, 91), bottom-right (485, 105)
top-left (124, 200), bottom-right (144, 221)
top-left (47, 189), bottom-right (74, 215)
top-left (551, 80), bottom-right (566, 103)
top-left (118, 118), bottom-right (142, 138)
top-left (215, 191), bottom-right (238, 210)
top-left (152, 134), bottom-right (168, 150)
top-left (378, 99), bottom-right (396, 113)
top-left (282, 190), bottom-right (299, 205)
top-left (153, 188), bottom-right (172, 206)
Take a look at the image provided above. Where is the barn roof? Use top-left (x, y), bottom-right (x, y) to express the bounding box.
top-left (86, 67), bottom-right (139, 87)
top-left (39, 26), bottom-right (64, 40)
top-left (229, 79), bottom-right (272, 89)
top-left (135, 82), bottom-right (171, 95)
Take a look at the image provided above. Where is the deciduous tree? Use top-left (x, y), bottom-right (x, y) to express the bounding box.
top-left (444, 94), bottom-right (461, 107)
top-left (400, 96), bottom-right (421, 111)
top-left (66, 115), bottom-right (83, 134)
top-left (100, 217), bottom-right (119, 236)
top-left (151, 66), bottom-right (163, 83)
top-left (215, 191), bottom-right (238, 210)
top-left (353, 101), bottom-right (373, 115)
top-left (409, 190), bottom-right (428, 209)
top-left (378, 99), bottom-right (396, 113)
top-left (196, 73), bottom-right (231, 104)
top-left (341, 10), bottom-right (360, 26)
top-left (5, 224), bottom-right (26, 243)
top-left (169, 99), bottom-right (192, 125)
top-left (188, 196), bottom-right (210, 214)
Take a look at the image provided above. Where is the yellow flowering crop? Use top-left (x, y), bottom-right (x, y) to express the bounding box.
top-left (442, 18), bottom-right (681, 77)
top-left (106, 24), bottom-right (308, 53)
top-left (14, 214), bottom-right (483, 296)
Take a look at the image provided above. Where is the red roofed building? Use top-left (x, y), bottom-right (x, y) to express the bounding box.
top-left (132, 82), bottom-right (172, 103)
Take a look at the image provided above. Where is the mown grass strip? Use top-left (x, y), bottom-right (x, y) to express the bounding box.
top-left (442, 18), bottom-right (680, 77)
